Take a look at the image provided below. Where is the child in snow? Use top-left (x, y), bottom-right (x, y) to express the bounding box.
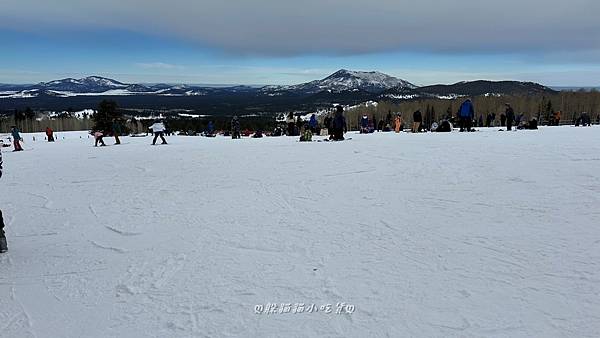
top-left (94, 131), bottom-right (106, 146)
top-left (0, 151), bottom-right (7, 253)
top-left (150, 120), bottom-right (168, 145)
top-left (11, 126), bottom-right (23, 151)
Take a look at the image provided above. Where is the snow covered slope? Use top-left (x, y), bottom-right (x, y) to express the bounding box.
top-left (1, 127), bottom-right (599, 337)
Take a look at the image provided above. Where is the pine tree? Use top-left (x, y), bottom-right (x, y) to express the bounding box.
top-left (92, 100), bottom-right (122, 133)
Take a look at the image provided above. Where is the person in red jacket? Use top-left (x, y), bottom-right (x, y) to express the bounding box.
top-left (46, 127), bottom-right (55, 142)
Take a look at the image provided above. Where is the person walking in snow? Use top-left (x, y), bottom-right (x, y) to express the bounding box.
top-left (412, 110), bottom-right (422, 133)
top-left (505, 103), bottom-right (515, 131)
top-left (112, 120), bottom-right (122, 145)
top-left (458, 99), bottom-right (475, 132)
top-left (331, 105), bottom-right (346, 141)
top-left (94, 130), bottom-right (106, 147)
top-left (46, 127), bottom-right (55, 142)
top-left (231, 116), bottom-right (241, 139)
top-left (11, 126), bottom-right (23, 151)
top-left (0, 150), bottom-right (7, 253)
top-left (150, 120), bottom-right (168, 145)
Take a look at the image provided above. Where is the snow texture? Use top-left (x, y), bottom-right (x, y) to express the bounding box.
top-left (1, 126), bottom-right (599, 337)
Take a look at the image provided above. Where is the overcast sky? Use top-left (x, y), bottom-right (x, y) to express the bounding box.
top-left (1, 0), bottom-right (599, 86)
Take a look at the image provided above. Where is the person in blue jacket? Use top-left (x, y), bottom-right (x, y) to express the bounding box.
top-left (308, 114), bottom-right (318, 133)
top-left (0, 151), bottom-right (7, 253)
top-left (11, 126), bottom-right (23, 151)
top-left (458, 99), bottom-right (475, 132)
top-left (206, 121), bottom-right (215, 136)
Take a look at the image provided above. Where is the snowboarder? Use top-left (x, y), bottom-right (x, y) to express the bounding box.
top-left (231, 116), bottom-right (241, 139)
top-left (299, 126), bottom-right (312, 142)
top-left (331, 106), bottom-right (346, 141)
top-left (505, 103), bottom-right (515, 131)
top-left (458, 99), bottom-right (475, 132)
top-left (500, 113), bottom-right (507, 127)
top-left (0, 151), bottom-right (6, 253)
top-left (94, 130), bottom-right (106, 146)
top-left (46, 127), bottom-right (55, 142)
top-left (11, 126), bottom-right (23, 151)
top-left (412, 110), bottom-right (422, 133)
top-left (150, 120), bottom-right (168, 145)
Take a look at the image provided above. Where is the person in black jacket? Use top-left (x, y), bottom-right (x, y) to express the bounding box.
top-left (332, 106), bottom-right (347, 141)
top-left (505, 104), bottom-right (515, 131)
top-left (0, 151), bottom-right (7, 253)
top-left (412, 110), bottom-right (422, 133)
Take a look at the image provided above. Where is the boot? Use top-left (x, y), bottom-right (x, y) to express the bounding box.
top-left (0, 237), bottom-right (7, 253)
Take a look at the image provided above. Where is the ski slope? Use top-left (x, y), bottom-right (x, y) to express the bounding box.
top-left (1, 127), bottom-right (599, 337)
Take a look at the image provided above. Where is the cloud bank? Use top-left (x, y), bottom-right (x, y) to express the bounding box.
top-left (1, 0), bottom-right (599, 58)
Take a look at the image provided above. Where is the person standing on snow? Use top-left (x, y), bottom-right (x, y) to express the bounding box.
top-left (309, 114), bottom-right (318, 134)
top-left (505, 103), bottom-right (515, 131)
top-left (412, 110), bottom-right (422, 133)
top-left (394, 114), bottom-right (402, 133)
top-left (332, 105), bottom-right (346, 141)
top-left (112, 120), bottom-right (122, 145)
top-left (46, 127), bottom-right (55, 142)
top-left (94, 130), bottom-right (106, 147)
top-left (458, 99), bottom-right (475, 132)
top-left (0, 151), bottom-right (7, 253)
top-left (11, 126), bottom-right (23, 151)
top-left (231, 116), bottom-right (241, 139)
top-left (150, 120), bottom-right (168, 145)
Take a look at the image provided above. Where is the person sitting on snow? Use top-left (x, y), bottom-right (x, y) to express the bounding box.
top-left (299, 126), bottom-right (313, 142)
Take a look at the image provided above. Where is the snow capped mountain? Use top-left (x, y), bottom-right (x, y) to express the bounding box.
top-left (36, 76), bottom-right (128, 93)
top-left (267, 69), bottom-right (416, 94)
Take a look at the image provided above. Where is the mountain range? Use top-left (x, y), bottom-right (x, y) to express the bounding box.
top-left (0, 70), bottom-right (558, 113)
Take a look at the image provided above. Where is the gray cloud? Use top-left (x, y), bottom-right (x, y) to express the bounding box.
top-left (1, 0), bottom-right (599, 57)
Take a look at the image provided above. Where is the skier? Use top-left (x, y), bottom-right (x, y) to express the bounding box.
top-left (150, 120), bottom-right (168, 145)
top-left (94, 130), bottom-right (106, 147)
top-left (46, 127), bottom-right (55, 142)
top-left (331, 105), bottom-right (346, 141)
top-left (231, 116), bottom-right (241, 139)
top-left (412, 110), bottom-right (422, 133)
top-left (458, 99), bottom-right (475, 132)
top-left (505, 103), bottom-right (515, 131)
top-left (0, 150), bottom-right (7, 253)
top-left (11, 126), bottom-right (23, 151)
